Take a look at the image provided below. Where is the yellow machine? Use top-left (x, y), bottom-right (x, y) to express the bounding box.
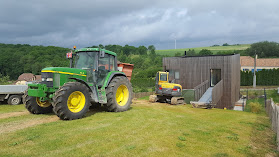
top-left (149, 71), bottom-right (184, 105)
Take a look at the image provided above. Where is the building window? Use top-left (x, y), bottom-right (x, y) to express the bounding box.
top-left (175, 71), bottom-right (180, 80)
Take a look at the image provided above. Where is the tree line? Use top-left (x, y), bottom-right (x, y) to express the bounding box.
top-left (0, 43), bottom-right (69, 80)
top-left (0, 43), bottom-right (161, 92)
top-left (1, 41), bottom-right (279, 87)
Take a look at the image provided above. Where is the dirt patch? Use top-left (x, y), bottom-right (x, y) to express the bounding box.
top-left (0, 111), bottom-right (29, 119)
top-left (0, 116), bottom-right (59, 134)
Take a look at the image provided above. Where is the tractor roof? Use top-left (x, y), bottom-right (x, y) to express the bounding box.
top-left (75, 48), bottom-right (117, 56)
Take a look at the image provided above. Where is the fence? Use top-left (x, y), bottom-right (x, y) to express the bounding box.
top-left (182, 89), bottom-right (195, 104)
top-left (194, 80), bottom-right (209, 101)
top-left (133, 92), bottom-right (153, 99)
top-left (212, 80), bottom-right (223, 104)
top-left (265, 98), bottom-right (279, 150)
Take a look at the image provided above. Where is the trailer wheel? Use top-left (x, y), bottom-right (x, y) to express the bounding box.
top-left (8, 95), bottom-right (21, 105)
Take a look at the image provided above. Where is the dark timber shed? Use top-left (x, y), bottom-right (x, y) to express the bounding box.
top-left (163, 54), bottom-right (240, 109)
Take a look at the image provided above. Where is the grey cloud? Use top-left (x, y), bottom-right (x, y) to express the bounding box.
top-left (0, 0), bottom-right (279, 49)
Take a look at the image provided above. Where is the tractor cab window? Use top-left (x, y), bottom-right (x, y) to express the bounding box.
top-left (75, 52), bottom-right (97, 70)
top-left (99, 54), bottom-right (109, 71)
top-left (109, 55), bottom-right (116, 71)
top-left (75, 52), bottom-right (98, 83)
top-left (160, 73), bottom-right (168, 81)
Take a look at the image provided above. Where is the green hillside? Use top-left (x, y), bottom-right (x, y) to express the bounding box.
top-left (156, 44), bottom-right (251, 56)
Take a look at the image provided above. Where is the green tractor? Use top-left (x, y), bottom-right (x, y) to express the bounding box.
top-left (23, 47), bottom-right (133, 120)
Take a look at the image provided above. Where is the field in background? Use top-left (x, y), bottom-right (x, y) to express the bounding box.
top-left (0, 99), bottom-right (277, 157)
top-left (156, 44), bottom-right (250, 56)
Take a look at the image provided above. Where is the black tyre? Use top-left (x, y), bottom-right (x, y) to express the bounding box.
top-left (53, 82), bottom-right (90, 120)
top-left (24, 92), bottom-right (53, 114)
top-left (8, 95), bottom-right (21, 105)
top-left (105, 76), bottom-right (132, 112)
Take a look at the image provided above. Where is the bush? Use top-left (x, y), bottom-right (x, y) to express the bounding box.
top-left (248, 102), bottom-right (262, 114)
top-left (0, 74), bottom-right (10, 85)
top-left (199, 49), bottom-right (213, 56)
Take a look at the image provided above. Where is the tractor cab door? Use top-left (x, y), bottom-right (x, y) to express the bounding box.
top-left (155, 72), bottom-right (168, 93)
top-left (96, 53), bottom-right (116, 87)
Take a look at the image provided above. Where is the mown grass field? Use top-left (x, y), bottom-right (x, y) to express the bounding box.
top-left (0, 99), bottom-right (277, 157)
top-left (156, 44), bottom-right (250, 56)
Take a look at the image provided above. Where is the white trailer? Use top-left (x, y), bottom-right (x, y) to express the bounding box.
top-left (0, 85), bottom-right (28, 105)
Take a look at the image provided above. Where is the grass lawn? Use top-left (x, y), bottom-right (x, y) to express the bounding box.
top-left (156, 44), bottom-right (250, 56)
top-left (0, 103), bottom-right (26, 114)
top-left (0, 100), bottom-right (277, 157)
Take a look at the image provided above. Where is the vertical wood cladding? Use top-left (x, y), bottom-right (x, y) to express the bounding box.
top-left (163, 54), bottom-right (240, 109)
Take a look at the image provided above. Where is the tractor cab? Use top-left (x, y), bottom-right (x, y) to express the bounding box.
top-left (73, 49), bottom-right (117, 87)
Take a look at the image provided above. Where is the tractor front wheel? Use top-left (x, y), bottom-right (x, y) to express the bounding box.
top-left (53, 82), bottom-right (90, 120)
top-left (24, 92), bottom-right (53, 114)
top-left (105, 76), bottom-right (132, 112)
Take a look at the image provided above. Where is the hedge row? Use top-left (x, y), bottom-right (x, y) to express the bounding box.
top-left (241, 69), bottom-right (279, 86)
top-left (130, 78), bottom-right (155, 92)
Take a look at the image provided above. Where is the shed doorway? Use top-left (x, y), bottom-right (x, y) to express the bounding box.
top-left (210, 69), bottom-right (221, 87)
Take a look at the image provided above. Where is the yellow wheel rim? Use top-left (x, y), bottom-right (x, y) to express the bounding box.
top-left (36, 98), bottom-right (51, 108)
top-left (116, 85), bottom-right (129, 106)
top-left (67, 91), bottom-right (86, 113)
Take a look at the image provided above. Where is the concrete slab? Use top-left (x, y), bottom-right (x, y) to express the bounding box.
top-left (198, 87), bottom-right (213, 103)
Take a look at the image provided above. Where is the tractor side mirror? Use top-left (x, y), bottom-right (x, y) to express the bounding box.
top-left (100, 50), bottom-right (105, 58)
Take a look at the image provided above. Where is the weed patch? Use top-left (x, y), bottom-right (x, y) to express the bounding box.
top-left (178, 136), bottom-right (186, 141)
top-left (226, 133), bottom-right (239, 141)
top-left (176, 142), bottom-right (185, 148)
top-left (213, 153), bottom-right (229, 157)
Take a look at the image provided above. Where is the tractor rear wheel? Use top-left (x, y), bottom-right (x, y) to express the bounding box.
top-left (105, 76), bottom-right (132, 112)
top-left (24, 92), bottom-right (53, 114)
top-left (53, 82), bottom-right (90, 120)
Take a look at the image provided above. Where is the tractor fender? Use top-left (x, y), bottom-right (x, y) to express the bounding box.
top-left (68, 78), bottom-right (92, 92)
top-left (104, 72), bottom-right (127, 88)
top-left (69, 77), bottom-right (99, 103)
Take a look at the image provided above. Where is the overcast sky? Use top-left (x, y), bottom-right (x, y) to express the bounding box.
top-left (0, 0), bottom-right (279, 50)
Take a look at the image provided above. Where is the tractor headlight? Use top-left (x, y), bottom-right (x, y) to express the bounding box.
top-left (46, 78), bottom-right (53, 81)
top-left (41, 72), bottom-right (54, 87)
